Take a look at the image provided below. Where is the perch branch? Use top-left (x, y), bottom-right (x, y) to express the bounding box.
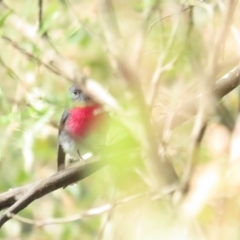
top-left (0, 160), bottom-right (107, 227)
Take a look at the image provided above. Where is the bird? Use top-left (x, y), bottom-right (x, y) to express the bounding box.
top-left (57, 85), bottom-right (107, 172)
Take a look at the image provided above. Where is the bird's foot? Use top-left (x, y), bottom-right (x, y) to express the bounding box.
top-left (67, 158), bottom-right (84, 168)
top-left (77, 150), bottom-right (85, 163)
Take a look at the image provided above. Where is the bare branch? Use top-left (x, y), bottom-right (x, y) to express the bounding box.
top-left (8, 192), bottom-right (148, 227)
top-left (158, 65), bottom-right (240, 132)
top-left (147, 0), bottom-right (204, 36)
top-left (38, 0), bottom-right (43, 32)
top-left (96, 0), bottom-right (120, 49)
top-left (0, 160), bottom-right (107, 227)
top-left (1, 35), bottom-right (61, 76)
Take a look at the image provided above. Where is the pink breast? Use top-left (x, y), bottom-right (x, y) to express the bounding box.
top-left (66, 105), bottom-right (102, 137)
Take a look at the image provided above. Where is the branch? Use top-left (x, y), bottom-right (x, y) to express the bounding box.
top-left (160, 65), bottom-right (240, 131)
top-left (8, 192), bottom-right (148, 227)
top-left (1, 35), bottom-right (61, 76)
top-left (0, 160), bottom-right (107, 227)
top-left (38, 0), bottom-right (43, 32)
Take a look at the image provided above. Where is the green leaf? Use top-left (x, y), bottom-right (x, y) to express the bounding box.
top-left (0, 9), bottom-right (13, 28)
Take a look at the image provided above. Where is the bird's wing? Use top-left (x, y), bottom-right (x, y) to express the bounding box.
top-left (57, 109), bottom-right (69, 171)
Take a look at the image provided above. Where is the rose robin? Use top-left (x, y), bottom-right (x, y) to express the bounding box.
top-left (57, 85), bottom-right (106, 171)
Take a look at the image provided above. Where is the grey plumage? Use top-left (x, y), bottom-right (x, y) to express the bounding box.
top-left (57, 109), bottom-right (69, 171)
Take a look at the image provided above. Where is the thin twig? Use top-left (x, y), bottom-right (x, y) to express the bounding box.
top-left (38, 0), bottom-right (43, 32)
top-left (65, 0), bottom-right (103, 44)
top-left (1, 35), bottom-right (61, 77)
top-left (7, 192), bottom-right (148, 227)
top-left (182, 114), bottom-right (208, 189)
top-left (147, 0), bottom-right (204, 36)
top-left (131, 0), bottom-right (160, 65)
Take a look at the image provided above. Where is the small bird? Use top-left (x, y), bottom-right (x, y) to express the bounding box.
top-left (57, 85), bottom-right (106, 171)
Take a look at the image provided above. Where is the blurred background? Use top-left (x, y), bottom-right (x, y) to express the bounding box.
top-left (0, 0), bottom-right (240, 239)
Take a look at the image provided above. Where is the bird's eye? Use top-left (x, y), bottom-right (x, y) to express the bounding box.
top-left (73, 90), bottom-right (78, 95)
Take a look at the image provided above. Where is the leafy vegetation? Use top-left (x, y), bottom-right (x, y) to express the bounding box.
top-left (0, 0), bottom-right (240, 239)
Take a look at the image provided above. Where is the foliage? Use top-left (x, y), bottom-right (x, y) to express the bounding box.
top-left (0, 0), bottom-right (240, 239)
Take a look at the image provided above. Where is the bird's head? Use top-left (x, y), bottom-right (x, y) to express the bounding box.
top-left (69, 85), bottom-right (95, 106)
